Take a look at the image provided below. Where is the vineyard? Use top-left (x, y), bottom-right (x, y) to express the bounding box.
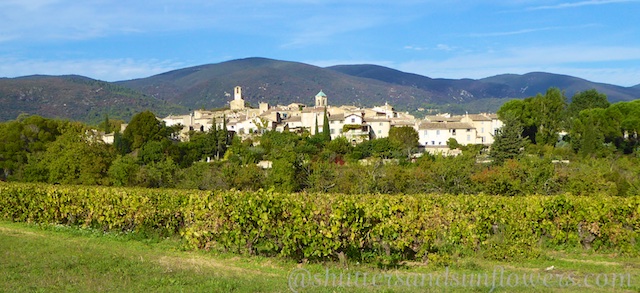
top-left (1, 182), bottom-right (639, 264)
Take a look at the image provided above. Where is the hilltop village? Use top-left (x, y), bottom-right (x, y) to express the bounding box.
top-left (150, 86), bottom-right (503, 154)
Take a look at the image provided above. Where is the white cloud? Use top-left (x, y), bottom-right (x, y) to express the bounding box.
top-left (404, 45), bottom-right (427, 51)
top-left (403, 44), bottom-right (456, 51)
top-left (468, 24), bottom-right (599, 38)
top-left (304, 58), bottom-right (394, 68)
top-left (435, 44), bottom-right (456, 51)
top-left (527, 0), bottom-right (640, 10)
top-left (396, 45), bottom-right (640, 86)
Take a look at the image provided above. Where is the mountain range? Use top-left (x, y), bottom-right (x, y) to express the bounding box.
top-left (1, 57), bottom-right (639, 124)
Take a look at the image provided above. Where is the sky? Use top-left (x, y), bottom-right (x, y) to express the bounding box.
top-left (1, 0), bottom-right (639, 86)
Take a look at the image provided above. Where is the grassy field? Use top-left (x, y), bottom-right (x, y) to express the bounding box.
top-left (1, 220), bottom-right (638, 292)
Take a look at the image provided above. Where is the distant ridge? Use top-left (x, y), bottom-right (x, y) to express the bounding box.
top-left (329, 65), bottom-right (640, 102)
top-left (117, 57), bottom-right (446, 110)
top-left (1, 57), bottom-right (639, 123)
top-left (480, 72), bottom-right (640, 101)
top-left (0, 75), bottom-right (184, 124)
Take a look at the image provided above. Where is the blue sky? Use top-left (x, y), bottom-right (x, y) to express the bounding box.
top-left (1, 0), bottom-right (639, 86)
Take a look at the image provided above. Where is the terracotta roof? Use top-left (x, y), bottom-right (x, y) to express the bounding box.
top-left (328, 113), bottom-right (345, 121)
top-left (366, 118), bottom-right (391, 122)
top-left (425, 115), bottom-right (461, 122)
top-left (466, 114), bottom-right (492, 121)
top-left (285, 116), bottom-right (302, 122)
top-left (418, 122), bottom-right (474, 130)
top-left (301, 107), bottom-right (326, 113)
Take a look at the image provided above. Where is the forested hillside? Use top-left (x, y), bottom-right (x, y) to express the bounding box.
top-left (0, 75), bottom-right (185, 124)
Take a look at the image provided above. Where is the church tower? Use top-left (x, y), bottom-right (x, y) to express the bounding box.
top-left (315, 90), bottom-right (327, 108)
top-left (230, 86), bottom-right (245, 110)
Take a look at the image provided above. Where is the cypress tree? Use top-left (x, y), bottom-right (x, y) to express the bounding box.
top-left (104, 113), bottom-right (111, 133)
top-left (216, 115), bottom-right (228, 159)
top-left (314, 114), bottom-right (319, 135)
top-left (491, 115), bottom-right (526, 165)
top-left (322, 107), bottom-right (331, 141)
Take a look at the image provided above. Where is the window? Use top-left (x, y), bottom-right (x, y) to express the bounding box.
top-left (452, 129), bottom-right (456, 135)
top-left (378, 130), bottom-right (381, 134)
top-left (331, 129), bottom-right (335, 134)
top-left (351, 118), bottom-right (355, 123)
top-left (424, 130), bottom-right (428, 136)
top-left (467, 135), bottom-right (471, 141)
top-left (379, 122), bottom-right (383, 126)
top-left (481, 127), bottom-right (484, 133)
top-left (431, 141), bottom-right (435, 145)
top-left (436, 130), bottom-right (440, 135)
top-left (466, 128), bottom-right (471, 132)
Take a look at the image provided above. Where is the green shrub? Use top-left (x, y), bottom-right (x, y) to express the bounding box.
top-left (1, 182), bottom-right (638, 265)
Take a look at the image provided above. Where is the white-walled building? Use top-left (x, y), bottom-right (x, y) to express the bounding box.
top-left (156, 86), bottom-right (502, 151)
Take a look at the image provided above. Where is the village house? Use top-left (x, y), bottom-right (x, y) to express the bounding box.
top-left (150, 86), bottom-right (502, 153)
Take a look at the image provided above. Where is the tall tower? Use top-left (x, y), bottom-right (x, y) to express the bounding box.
top-left (230, 86), bottom-right (245, 110)
top-left (315, 90), bottom-right (327, 108)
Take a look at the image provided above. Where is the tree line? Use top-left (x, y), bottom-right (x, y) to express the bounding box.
top-left (1, 87), bottom-right (639, 196)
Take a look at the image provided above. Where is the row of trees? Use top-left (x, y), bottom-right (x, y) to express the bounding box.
top-left (496, 88), bottom-right (640, 157)
top-left (1, 88), bottom-right (639, 196)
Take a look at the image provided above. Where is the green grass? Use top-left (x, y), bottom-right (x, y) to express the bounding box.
top-left (0, 221), bottom-right (638, 292)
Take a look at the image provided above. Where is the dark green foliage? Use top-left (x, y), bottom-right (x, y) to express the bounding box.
top-left (122, 111), bottom-right (171, 150)
top-left (446, 138), bottom-right (461, 149)
top-left (350, 137), bottom-right (398, 160)
top-left (4, 97), bottom-right (640, 197)
top-left (103, 114), bottom-right (112, 133)
top-left (498, 88), bottom-right (567, 145)
top-left (18, 123), bottom-right (116, 185)
top-left (533, 88), bottom-right (568, 145)
top-left (568, 89), bottom-right (610, 117)
top-left (267, 145), bottom-right (306, 193)
top-left (321, 107), bottom-right (331, 141)
top-left (388, 126), bottom-right (419, 159)
top-left (0, 115), bottom-right (66, 180)
top-left (570, 108), bottom-right (618, 157)
top-left (108, 155), bottom-right (140, 186)
top-left (491, 115), bottom-right (526, 165)
top-left (138, 141), bottom-right (167, 165)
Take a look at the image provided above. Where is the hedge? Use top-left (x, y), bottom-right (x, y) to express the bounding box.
top-left (1, 182), bottom-right (638, 263)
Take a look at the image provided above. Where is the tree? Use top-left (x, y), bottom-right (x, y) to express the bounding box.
top-left (103, 114), bottom-right (112, 133)
top-left (491, 115), bottom-right (526, 165)
top-left (498, 88), bottom-right (567, 145)
top-left (322, 107), bottom-right (331, 141)
top-left (216, 115), bottom-right (228, 159)
top-left (267, 144), bottom-right (306, 192)
top-left (38, 126), bottom-right (116, 185)
top-left (533, 88), bottom-right (567, 145)
top-left (108, 155), bottom-right (140, 186)
top-left (568, 89), bottom-right (610, 118)
top-left (388, 126), bottom-right (419, 159)
top-left (497, 99), bottom-right (538, 143)
top-left (447, 138), bottom-right (461, 149)
top-left (138, 140), bottom-right (167, 164)
top-left (123, 111), bottom-right (170, 150)
top-left (0, 115), bottom-right (65, 180)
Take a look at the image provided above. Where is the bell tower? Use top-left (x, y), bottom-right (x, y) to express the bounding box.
top-left (230, 86), bottom-right (245, 110)
top-left (315, 90), bottom-right (327, 108)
